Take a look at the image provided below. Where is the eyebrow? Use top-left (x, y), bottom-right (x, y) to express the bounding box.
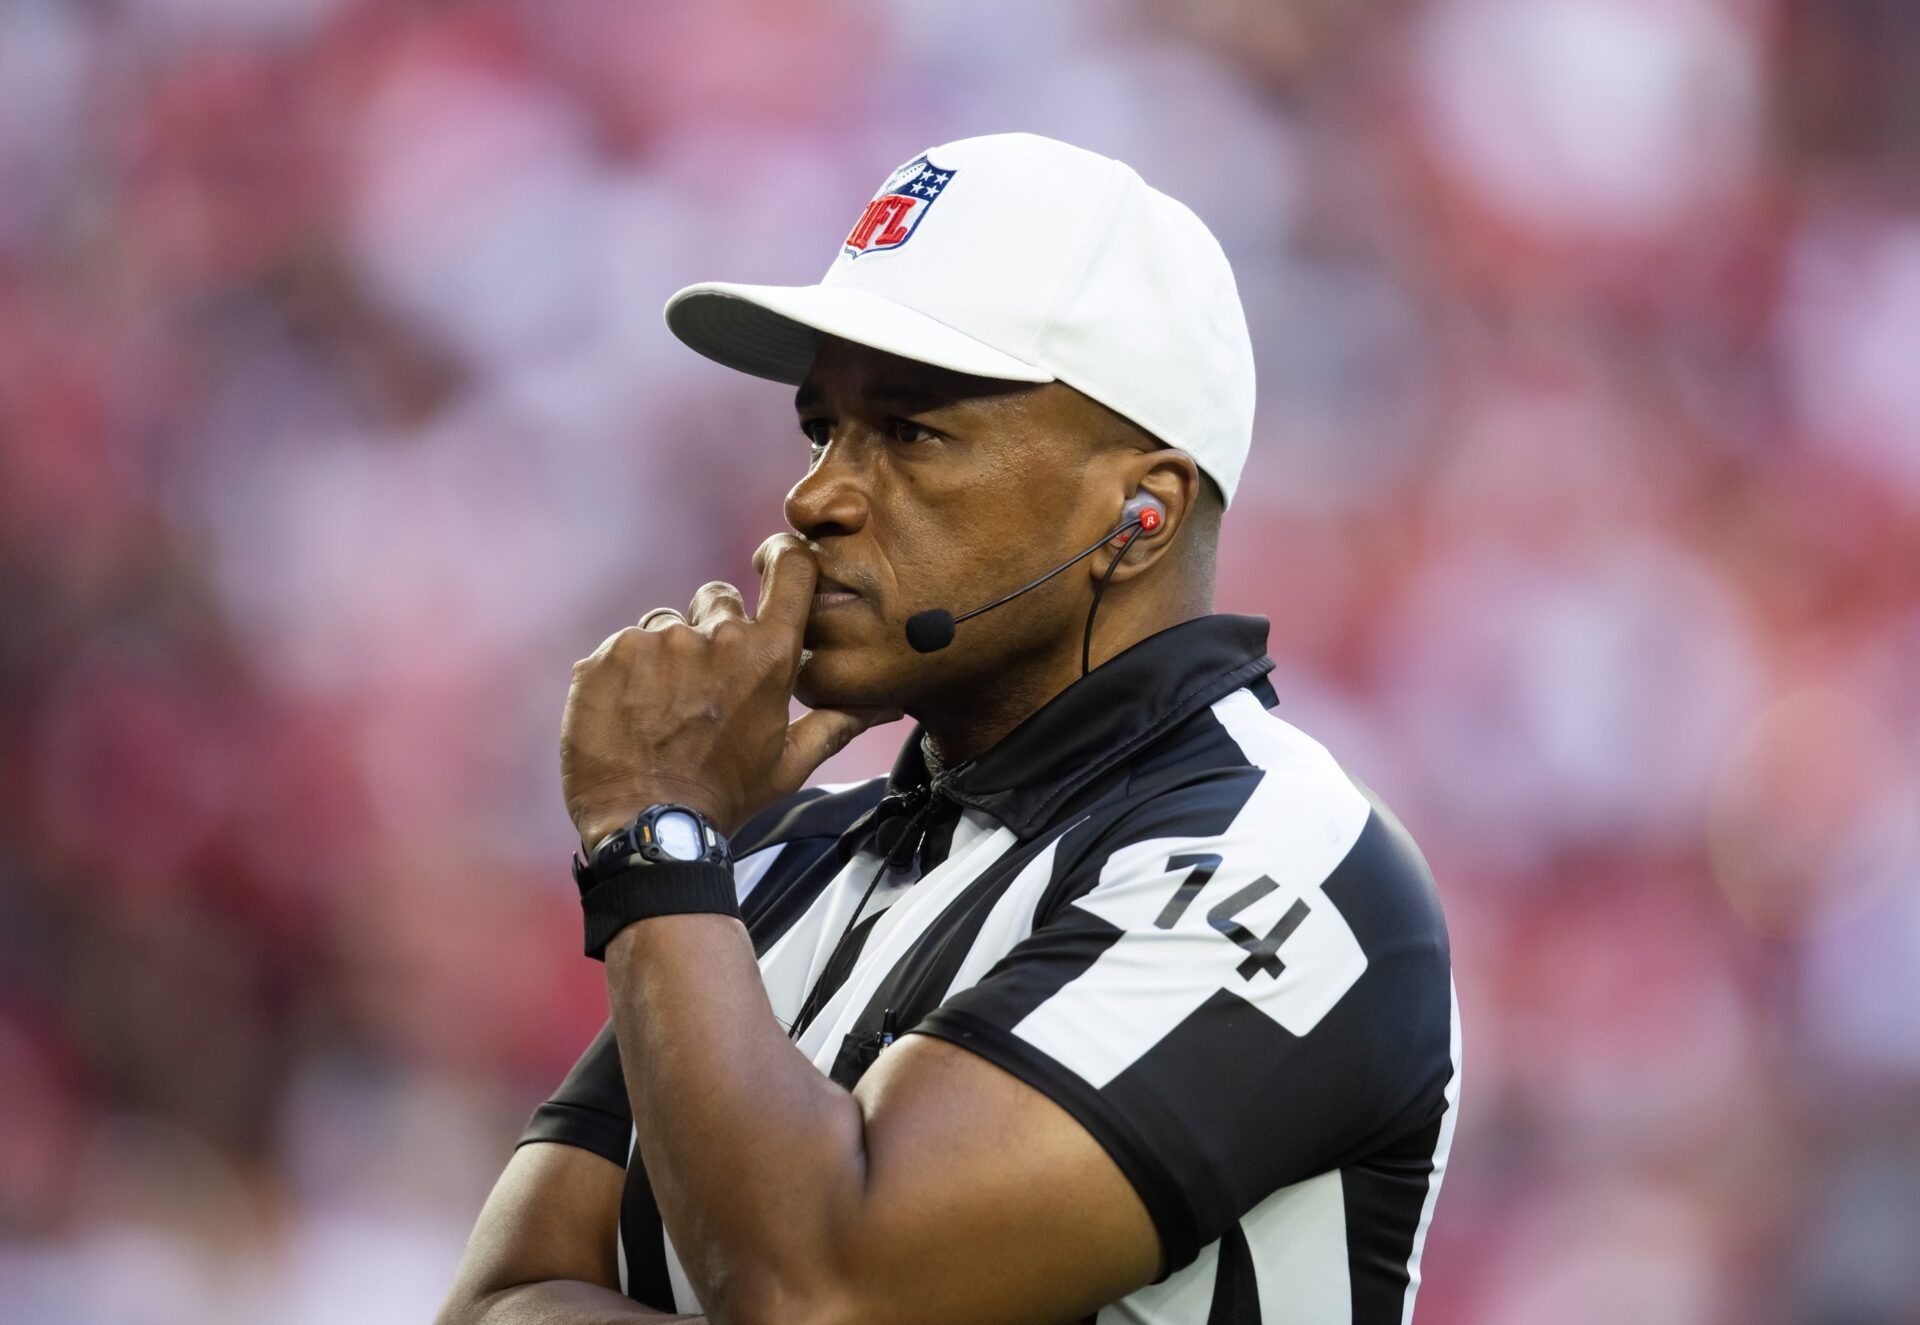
top-left (792, 381), bottom-right (969, 415)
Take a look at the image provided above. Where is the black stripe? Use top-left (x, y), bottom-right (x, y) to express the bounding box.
top-left (928, 903), bottom-right (1128, 1030)
top-left (1206, 1222), bottom-right (1261, 1325)
top-left (515, 1022), bottom-right (629, 1164)
top-left (1342, 1113), bottom-right (1446, 1323)
top-left (740, 842), bottom-right (860, 958)
top-left (732, 778), bottom-right (885, 856)
top-left (621, 1156), bottom-right (676, 1310)
top-left (787, 898), bottom-right (893, 1037)
top-left (913, 796), bottom-right (964, 875)
top-left (1123, 693), bottom-right (1261, 791)
top-left (732, 780), bottom-right (891, 956)
top-left (1070, 800), bottom-right (1451, 1255)
top-left (841, 828), bottom-right (1076, 1066)
top-left (1048, 767), bottom-right (1265, 930)
top-left (515, 1097), bottom-right (629, 1165)
top-left (920, 614), bottom-right (1272, 838)
top-left (1046, 691), bottom-right (1262, 842)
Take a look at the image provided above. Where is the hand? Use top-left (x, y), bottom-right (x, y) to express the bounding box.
top-left (561, 534), bottom-right (901, 849)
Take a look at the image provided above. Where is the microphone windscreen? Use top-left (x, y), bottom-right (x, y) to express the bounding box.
top-left (905, 609), bottom-right (956, 653)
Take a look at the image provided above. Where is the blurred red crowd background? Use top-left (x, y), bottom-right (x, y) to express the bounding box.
top-left (2, 1), bottom-right (1917, 1321)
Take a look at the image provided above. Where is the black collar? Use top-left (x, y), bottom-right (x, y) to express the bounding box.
top-left (839, 613), bottom-right (1274, 854)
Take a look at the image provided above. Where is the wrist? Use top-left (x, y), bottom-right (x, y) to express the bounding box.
top-left (576, 789), bottom-right (729, 851)
top-left (579, 813), bottom-right (632, 854)
top-left (571, 803), bottom-right (737, 961)
top-left (578, 860), bottom-right (740, 960)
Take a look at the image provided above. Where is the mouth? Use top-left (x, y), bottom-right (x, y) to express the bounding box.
top-left (811, 568), bottom-right (864, 612)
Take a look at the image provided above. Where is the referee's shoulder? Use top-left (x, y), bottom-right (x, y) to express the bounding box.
top-left (1115, 684), bottom-right (1367, 824)
top-left (1111, 686), bottom-right (1448, 936)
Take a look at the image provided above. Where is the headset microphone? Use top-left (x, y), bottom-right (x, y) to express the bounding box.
top-left (903, 608), bottom-right (961, 655)
top-left (904, 494), bottom-right (1166, 670)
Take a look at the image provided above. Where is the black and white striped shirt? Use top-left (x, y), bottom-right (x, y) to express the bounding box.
top-left (520, 613), bottom-right (1462, 1323)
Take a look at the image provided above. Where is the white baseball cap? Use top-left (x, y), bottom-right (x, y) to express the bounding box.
top-left (662, 132), bottom-right (1257, 507)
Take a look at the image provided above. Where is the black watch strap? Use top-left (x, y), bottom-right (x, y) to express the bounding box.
top-left (579, 860), bottom-right (739, 960)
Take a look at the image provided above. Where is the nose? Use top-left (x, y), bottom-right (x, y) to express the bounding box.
top-left (784, 445), bottom-right (870, 541)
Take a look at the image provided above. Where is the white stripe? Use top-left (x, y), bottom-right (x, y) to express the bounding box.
top-left (731, 841), bottom-right (787, 903)
top-left (1096, 1236), bottom-right (1220, 1325)
top-left (665, 1222), bottom-right (699, 1314)
top-left (809, 777), bottom-right (878, 795)
top-left (1245, 1170), bottom-right (1351, 1324)
top-left (798, 812), bottom-right (1020, 1065)
top-left (1398, 974), bottom-right (1462, 1325)
top-left (755, 850), bottom-right (917, 1030)
top-left (1012, 688), bottom-right (1372, 1087)
top-left (1102, 1170), bottom-right (1355, 1325)
top-left (616, 1126), bottom-right (636, 1296)
top-left (937, 816), bottom-right (1087, 1003)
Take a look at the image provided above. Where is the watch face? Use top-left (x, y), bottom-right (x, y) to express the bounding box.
top-left (654, 810), bottom-right (704, 861)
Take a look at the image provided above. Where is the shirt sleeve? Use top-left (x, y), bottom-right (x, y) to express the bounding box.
top-left (514, 782), bottom-right (888, 1165)
top-left (910, 770), bottom-right (1457, 1275)
top-left (517, 1019), bottom-right (631, 1166)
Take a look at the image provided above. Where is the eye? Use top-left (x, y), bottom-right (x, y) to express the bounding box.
top-left (799, 418), bottom-right (831, 450)
top-left (888, 417), bottom-right (936, 445)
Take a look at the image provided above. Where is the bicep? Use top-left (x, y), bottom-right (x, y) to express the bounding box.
top-left (440, 1141), bottom-right (626, 1317)
top-left (825, 793), bottom-right (1454, 1322)
top-left (839, 1033), bottom-right (1161, 1325)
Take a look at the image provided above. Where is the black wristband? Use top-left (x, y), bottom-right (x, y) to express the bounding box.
top-left (579, 860), bottom-right (740, 960)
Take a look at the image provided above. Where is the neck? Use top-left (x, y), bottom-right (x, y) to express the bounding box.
top-left (915, 594), bottom-right (1211, 769)
top-left (918, 676), bottom-right (1053, 771)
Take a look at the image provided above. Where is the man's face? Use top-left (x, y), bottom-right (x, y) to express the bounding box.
top-left (784, 335), bottom-right (1125, 713)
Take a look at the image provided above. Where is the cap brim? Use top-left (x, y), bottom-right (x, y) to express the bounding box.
top-left (663, 281), bottom-right (1056, 387)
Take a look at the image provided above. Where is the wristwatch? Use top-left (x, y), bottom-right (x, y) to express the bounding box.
top-left (571, 803), bottom-right (739, 961)
top-left (573, 802), bottom-right (732, 889)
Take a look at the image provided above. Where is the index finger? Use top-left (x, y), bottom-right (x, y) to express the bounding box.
top-left (689, 580), bottom-right (749, 631)
top-left (753, 534), bottom-right (818, 633)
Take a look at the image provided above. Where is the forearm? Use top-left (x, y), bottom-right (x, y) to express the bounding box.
top-left (452, 1278), bottom-right (703, 1325)
top-left (604, 915), bottom-right (870, 1324)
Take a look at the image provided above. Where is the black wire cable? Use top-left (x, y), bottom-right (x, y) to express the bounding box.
top-left (1082, 524), bottom-right (1141, 676)
top-left (950, 514), bottom-right (1145, 631)
top-left (784, 791), bottom-right (939, 1042)
top-left (788, 513), bottom-right (1147, 1038)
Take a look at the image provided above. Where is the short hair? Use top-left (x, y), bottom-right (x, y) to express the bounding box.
top-left (1081, 390), bottom-right (1225, 529)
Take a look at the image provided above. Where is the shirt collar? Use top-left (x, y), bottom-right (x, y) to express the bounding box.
top-left (839, 613), bottom-right (1274, 854)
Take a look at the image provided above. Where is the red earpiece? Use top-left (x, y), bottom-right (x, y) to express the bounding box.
top-left (1113, 493), bottom-right (1167, 545)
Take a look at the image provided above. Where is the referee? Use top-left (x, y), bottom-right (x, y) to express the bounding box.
top-left (439, 133), bottom-right (1460, 1325)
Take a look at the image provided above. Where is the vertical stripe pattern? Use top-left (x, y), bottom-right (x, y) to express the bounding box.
top-left (516, 615), bottom-right (1459, 1323)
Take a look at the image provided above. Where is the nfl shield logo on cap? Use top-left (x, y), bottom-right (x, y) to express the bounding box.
top-left (666, 133), bottom-right (1257, 507)
top-left (842, 153), bottom-right (956, 259)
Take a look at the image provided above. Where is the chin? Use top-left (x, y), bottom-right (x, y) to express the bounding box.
top-left (794, 641), bottom-right (911, 712)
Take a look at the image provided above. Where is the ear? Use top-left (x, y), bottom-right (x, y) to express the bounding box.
top-left (1084, 448), bottom-right (1202, 586)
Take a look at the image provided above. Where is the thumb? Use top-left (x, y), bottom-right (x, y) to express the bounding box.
top-left (775, 706), bottom-right (903, 790)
